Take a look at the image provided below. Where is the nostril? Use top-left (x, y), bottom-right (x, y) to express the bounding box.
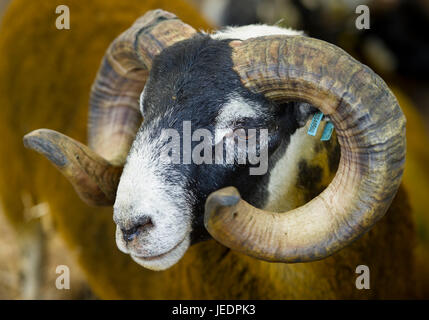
top-left (137, 215), bottom-right (154, 229)
top-left (121, 216), bottom-right (154, 243)
top-left (122, 226), bottom-right (139, 243)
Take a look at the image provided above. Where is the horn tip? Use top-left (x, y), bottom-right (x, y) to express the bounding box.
top-left (23, 129), bottom-right (68, 168)
top-left (204, 187), bottom-right (241, 226)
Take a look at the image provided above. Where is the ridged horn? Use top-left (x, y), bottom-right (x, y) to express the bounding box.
top-left (204, 36), bottom-right (406, 262)
top-left (23, 129), bottom-right (123, 206)
top-left (23, 10), bottom-right (197, 206)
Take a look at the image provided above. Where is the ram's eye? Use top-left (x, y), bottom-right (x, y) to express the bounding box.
top-left (231, 119), bottom-right (254, 141)
top-left (234, 129), bottom-right (256, 141)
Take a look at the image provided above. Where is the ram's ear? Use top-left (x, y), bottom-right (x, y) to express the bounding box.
top-left (294, 102), bottom-right (318, 127)
top-left (23, 129), bottom-right (122, 206)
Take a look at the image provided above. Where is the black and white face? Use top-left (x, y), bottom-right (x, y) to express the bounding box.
top-left (113, 27), bottom-right (312, 271)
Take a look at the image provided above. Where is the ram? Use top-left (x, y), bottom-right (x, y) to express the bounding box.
top-left (1, 1), bottom-right (427, 299)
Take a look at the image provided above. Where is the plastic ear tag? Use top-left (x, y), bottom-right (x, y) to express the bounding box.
top-left (307, 111), bottom-right (324, 136)
top-left (321, 121), bottom-right (334, 141)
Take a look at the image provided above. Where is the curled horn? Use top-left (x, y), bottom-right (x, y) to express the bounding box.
top-left (204, 36), bottom-right (406, 262)
top-left (24, 10), bottom-right (197, 206)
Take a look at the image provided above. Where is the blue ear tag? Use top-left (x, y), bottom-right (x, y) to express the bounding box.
top-left (320, 121), bottom-right (334, 141)
top-left (307, 112), bottom-right (324, 136)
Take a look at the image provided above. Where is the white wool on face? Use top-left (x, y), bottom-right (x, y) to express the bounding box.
top-left (265, 126), bottom-right (313, 212)
top-left (114, 116), bottom-right (193, 270)
top-left (130, 235), bottom-right (191, 271)
top-left (210, 24), bottom-right (303, 41)
top-left (215, 93), bottom-right (261, 132)
top-left (213, 93), bottom-right (262, 166)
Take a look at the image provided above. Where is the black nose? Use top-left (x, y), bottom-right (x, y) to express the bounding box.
top-left (121, 216), bottom-right (154, 243)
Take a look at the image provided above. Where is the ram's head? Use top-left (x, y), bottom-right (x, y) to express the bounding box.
top-left (24, 10), bottom-right (406, 271)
